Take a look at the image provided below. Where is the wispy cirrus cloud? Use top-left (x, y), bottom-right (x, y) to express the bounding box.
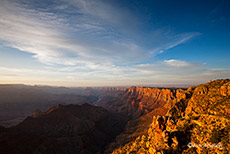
top-left (0, 60), bottom-right (229, 87)
top-left (0, 0), bottom-right (199, 67)
top-left (2, 0), bottom-right (226, 86)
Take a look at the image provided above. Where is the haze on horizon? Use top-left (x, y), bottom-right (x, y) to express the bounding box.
top-left (0, 0), bottom-right (229, 87)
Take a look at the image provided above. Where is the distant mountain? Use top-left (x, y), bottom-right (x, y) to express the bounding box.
top-left (0, 104), bottom-right (128, 154)
top-left (0, 84), bottom-right (98, 127)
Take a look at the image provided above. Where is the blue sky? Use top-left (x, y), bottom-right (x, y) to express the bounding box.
top-left (0, 0), bottom-right (229, 87)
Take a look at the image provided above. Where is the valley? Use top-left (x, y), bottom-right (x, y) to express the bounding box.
top-left (0, 79), bottom-right (229, 153)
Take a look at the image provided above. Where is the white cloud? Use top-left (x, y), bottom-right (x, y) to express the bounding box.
top-left (0, 59), bottom-right (229, 86)
top-left (0, 0), bottom-right (200, 67)
top-left (164, 59), bottom-right (190, 67)
top-left (1, 0), bottom-right (225, 86)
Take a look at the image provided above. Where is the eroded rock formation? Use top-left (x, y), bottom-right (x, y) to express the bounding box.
top-left (112, 79), bottom-right (230, 154)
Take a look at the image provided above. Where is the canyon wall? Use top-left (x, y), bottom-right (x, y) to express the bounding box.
top-left (112, 79), bottom-right (230, 154)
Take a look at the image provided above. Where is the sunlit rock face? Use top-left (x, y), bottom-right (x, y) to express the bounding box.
top-left (220, 82), bottom-right (230, 96)
top-left (112, 79), bottom-right (230, 154)
top-left (103, 86), bottom-right (186, 119)
top-left (185, 79), bottom-right (230, 116)
top-left (125, 86), bottom-right (176, 111)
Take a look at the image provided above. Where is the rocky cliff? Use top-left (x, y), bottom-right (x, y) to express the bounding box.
top-left (104, 86), bottom-right (189, 153)
top-left (98, 86), bottom-right (187, 120)
top-left (123, 86), bottom-right (186, 116)
top-left (112, 79), bottom-right (230, 154)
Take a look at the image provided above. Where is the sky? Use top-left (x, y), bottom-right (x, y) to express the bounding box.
top-left (0, 0), bottom-right (229, 87)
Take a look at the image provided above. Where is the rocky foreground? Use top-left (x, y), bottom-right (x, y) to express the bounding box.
top-left (110, 79), bottom-right (230, 154)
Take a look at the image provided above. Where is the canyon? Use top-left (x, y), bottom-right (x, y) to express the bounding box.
top-left (0, 79), bottom-right (229, 153)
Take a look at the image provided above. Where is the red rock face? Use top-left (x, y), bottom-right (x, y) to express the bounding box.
top-left (97, 86), bottom-right (186, 119)
top-left (123, 86), bottom-right (180, 116)
top-left (111, 79), bottom-right (230, 154)
top-left (220, 82), bottom-right (230, 96)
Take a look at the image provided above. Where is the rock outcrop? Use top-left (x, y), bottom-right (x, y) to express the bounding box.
top-left (124, 87), bottom-right (176, 113)
top-left (112, 79), bottom-right (230, 154)
top-left (98, 86), bottom-right (187, 120)
top-left (31, 109), bottom-right (43, 118)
